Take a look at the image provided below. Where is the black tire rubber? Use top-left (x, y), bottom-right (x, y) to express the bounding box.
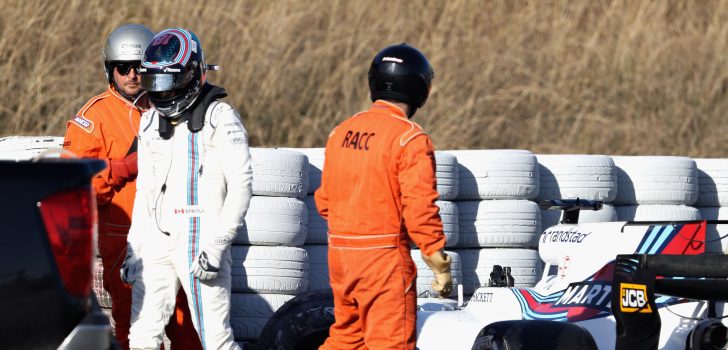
top-left (471, 320), bottom-right (598, 350)
top-left (252, 289), bottom-right (334, 350)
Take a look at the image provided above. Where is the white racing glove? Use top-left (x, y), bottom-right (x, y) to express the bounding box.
top-left (120, 243), bottom-right (141, 285)
top-left (191, 244), bottom-right (225, 281)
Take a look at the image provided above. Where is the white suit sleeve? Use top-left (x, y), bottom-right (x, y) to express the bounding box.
top-left (211, 105), bottom-right (253, 248)
top-left (127, 112), bottom-right (154, 249)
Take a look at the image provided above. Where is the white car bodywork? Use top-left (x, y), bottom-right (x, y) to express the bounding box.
top-left (415, 220), bottom-right (727, 350)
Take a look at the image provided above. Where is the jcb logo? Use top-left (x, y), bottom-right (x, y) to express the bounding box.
top-left (619, 283), bottom-right (653, 313)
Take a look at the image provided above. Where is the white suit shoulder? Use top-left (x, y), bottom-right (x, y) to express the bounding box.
top-left (208, 101), bottom-right (242, 130)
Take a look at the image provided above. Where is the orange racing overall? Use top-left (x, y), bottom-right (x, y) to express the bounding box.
top-left (315, 100), bottom-right (446, 349)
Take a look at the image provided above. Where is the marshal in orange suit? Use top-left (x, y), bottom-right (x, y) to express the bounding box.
top-left (315, 44), bottom-right (453, 350)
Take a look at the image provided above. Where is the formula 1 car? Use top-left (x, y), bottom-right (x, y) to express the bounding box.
top-left (254, 199), bottom-right (728, 350)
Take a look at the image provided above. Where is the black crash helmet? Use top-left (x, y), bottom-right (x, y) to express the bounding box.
top-left (368, 43), bottom-right (434, 116)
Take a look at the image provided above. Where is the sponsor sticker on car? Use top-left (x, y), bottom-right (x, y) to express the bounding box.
top-left (619, 283), bottom-right (652, 313)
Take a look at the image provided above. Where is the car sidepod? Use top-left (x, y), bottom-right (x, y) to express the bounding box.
top-left (416, 288), bottom-right (523, 350)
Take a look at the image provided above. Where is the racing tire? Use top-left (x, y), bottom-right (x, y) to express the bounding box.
top-left (457, 200), bottom-right (541, 248)
top-left (302, 245), bottom-right (330, 292)
top-left (280, 147), bottom-right (325, 195)
top-left (231, 246), bottom-right (309, 294)
top-left (235, 196), bottom-right (308, 246)
top-left (471, 320), bottom-right (597, 350)
top-left (455, 248), bottom-right (543, 294)
top-left (252, 289), bottom-right (334, 350)
top-left (694, 158), bottom-right (728, 207)
top-left (251, 148), bottom-right (309, 198)
top-left (230, 293), bottom-right (297, 341)
top-left (612, 156), bottom-right (698, 205)
top-left (0, 135), bottom-right (63, 160)
top-left (536, 154), bottom-right (617, 202)
top-left (614, 204), bottom-right (701, 221)
top-left (303, 195), bottom-right (327, 244)
top-left (444, 150), bottom-right (539, 200)
top-left (437, 200), bottom-right (459, 247)
top-left (410, 250), bottom-right (462, 298)
top-left (541, 203), bottom-right (617, 230)
top-left (435, 151), bottom-right (459, 200)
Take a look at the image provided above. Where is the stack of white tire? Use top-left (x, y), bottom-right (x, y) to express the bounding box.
top-left (611, 156), bottom-right (701, 233)
top-left (285, 148), bottom-right (331, 294)
top-left (411, 152), bottom-right (462, 299)
top-left (0, 136), bottom-right (63, 160)
top-left (444, 150), bottom-right (544, 295)
top-left (693, 158), bottom-right (728, 254)
top-left (229, 148), bottom-right (310, 343)
top-left (537, 154), bottom-right (619, 230)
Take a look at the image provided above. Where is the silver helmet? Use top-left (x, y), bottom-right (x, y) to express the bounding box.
top-left (102, 24), bottom-right (154, 83)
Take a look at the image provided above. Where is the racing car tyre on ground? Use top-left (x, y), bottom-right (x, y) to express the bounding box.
top-left (302, 245), bottom-right (329, 292)
top-left (435, 151), bottom-right (459, 200)
top-left (252, 289), bottom-right (334, 350)
top-left (694, 158), bottom-right (728, 207)
top-left (536, 154), bottom-right (617, 202)
top-left (614, 204), bottom-right (701, 221)
top-left (471, 320), bottom-right (597, 350)
top-left (303, 195), bottom-right (327, 244)
top-left (455, 248), bottom-right (543, 293)
top-left (612, 156), bottom-right (698, 205)
top-left (444, 149), bottom-right (539, 200)
top-left (231, 246), bottom-right (309, 294)
top-left (457, 200), bottom-right (541, 248)
top-left (230, 293), bottom-right (296, 341)
top-left (0, 135), bottom-right (63, 160)
top-left (234, 196), bottom-right (308, 246)
top-left (437, 200), bottom-right (459, 247)
top-left (280, 147), bottom-right (325, 194)
top-left (541, 203), bottom-right (617, 229)
top-left (411, 250), bottom-right (462, 298)
top-left (251, 148), bottom-right (310, 198)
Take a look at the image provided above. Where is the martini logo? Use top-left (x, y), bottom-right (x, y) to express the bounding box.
top-left (553, 281), bottom-right (611, 311)
top-left (619, 283), bottom-right (652, 313)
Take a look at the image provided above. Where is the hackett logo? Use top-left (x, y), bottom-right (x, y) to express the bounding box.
top-left (619, 283), bottom-right (652, 313)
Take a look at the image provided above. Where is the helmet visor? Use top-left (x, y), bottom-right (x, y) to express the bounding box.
top-left (141, 73), bottom-right (191, 92)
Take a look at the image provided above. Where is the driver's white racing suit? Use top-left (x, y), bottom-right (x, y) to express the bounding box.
top-left (127, 100), bottom-right (252, 350)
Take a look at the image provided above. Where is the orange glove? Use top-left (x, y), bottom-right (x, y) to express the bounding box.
top-left (109, 137), bottom-right (138, 187)
top-left (422, 250), bottom-right (453, 298)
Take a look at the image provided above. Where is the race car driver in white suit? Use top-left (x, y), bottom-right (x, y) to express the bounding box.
top-left (121, 28), bottom-right (251, 350)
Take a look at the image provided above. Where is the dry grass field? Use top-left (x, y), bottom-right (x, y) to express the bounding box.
top-left (3, 0), bottom-right (728, 156)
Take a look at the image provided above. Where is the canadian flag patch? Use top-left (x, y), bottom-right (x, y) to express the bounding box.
top-left (71, 115), bottom-right (94, 133)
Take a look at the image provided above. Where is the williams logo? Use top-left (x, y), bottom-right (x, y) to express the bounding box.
top-left (619, 283), bottom-right (652, 313)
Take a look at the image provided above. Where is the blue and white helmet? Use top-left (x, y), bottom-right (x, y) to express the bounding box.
top-left (139, 28), bottom-right (207, 118)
